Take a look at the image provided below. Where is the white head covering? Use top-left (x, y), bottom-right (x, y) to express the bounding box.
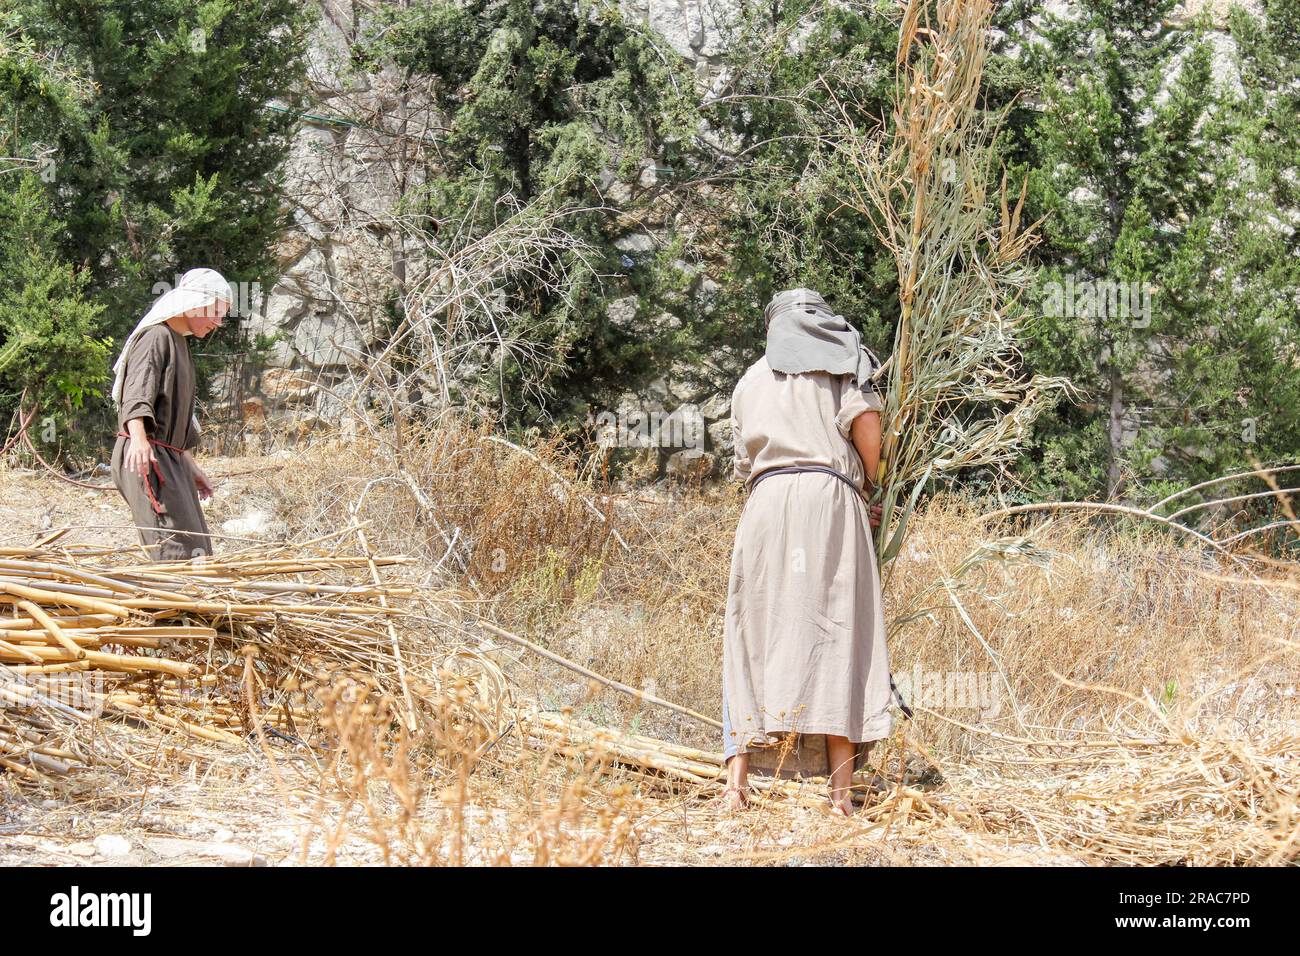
top-left (111, 268), bottom-right (231, 435)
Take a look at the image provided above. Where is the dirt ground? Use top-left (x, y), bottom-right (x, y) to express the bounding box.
top-left (0, 457), bottom-right (931, 866)
top-left (3, 454), bottom-right (1295, 867)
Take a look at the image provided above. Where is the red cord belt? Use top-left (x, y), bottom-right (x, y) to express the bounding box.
top-left (116, 431), bottom-right (186, 515)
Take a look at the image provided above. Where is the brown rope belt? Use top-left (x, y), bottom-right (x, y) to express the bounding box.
top-left (742, 463), bottom-right (913, 720)
top-left (115, 431), bottom-right (186, 516)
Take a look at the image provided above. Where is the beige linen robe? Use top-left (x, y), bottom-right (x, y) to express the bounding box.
top-left (723, 356), bottom-right (893, 776)
top-left (111, 324), bottom-right (212, 561)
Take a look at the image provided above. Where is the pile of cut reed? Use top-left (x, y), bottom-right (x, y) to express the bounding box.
top-left (0, 541), bottom-right (423, 782)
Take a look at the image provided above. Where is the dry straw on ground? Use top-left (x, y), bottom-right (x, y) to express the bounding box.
top-left (4, 415), bottom-right (1295, 865)
top-left (2, 0), bottom-right (1296, 866)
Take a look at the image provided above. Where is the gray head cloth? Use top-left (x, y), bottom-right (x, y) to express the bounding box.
top-left (763, 288), bottom-right (881, 390)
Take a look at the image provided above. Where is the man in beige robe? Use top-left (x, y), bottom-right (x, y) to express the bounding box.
top-left (722, 288), bottom-right (892, 816)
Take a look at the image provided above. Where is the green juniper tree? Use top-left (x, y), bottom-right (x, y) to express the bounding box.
top-left (694, 0), bottom-right (899, 379)
top-left (1182, 0), bottom-right (1300, 535)
top-left (363, 0), bottom-right (701, 428)
top-left (688, 0), bottom-right (1048, 436)
top-left (0, 13), bottom-right (109, 431)
top-left (1012, 0), bottom-right (1230, 501)
top-left (6, 0), bottom-right (313, 434)
top-left (0, 177), bottom-right (111, 426)
top-left (986, 0), bottom-right (1047, 166)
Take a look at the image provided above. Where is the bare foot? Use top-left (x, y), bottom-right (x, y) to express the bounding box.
top-left (828, 794), bottom-right (856, 817)
top-left (722, 786), bottom-right (749, 811)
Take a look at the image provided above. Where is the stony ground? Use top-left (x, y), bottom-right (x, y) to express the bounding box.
top-left (6, 455), bottom-right (1286, 867)
top-left (0, 457), bottom-right (931, 867)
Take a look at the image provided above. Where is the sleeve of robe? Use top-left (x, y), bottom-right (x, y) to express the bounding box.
top-left (730, 382), bottom-right (752, 483)
top-left (118, 326), bottom-right (170, 433)
top-left (834, 374), bottom-right (884, 440)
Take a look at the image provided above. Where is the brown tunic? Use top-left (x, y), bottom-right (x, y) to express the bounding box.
top-left (111, 324), bottom-right (212, 561)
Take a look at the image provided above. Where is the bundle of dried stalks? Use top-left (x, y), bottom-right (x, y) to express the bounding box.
top-left (833, 0), bottom-right (1068, 572)
top-left (0, 542), bottom-right (427, 782)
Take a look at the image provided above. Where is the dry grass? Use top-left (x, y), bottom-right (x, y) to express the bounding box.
top-left (2, 414), bottom-right (1297, 865)
top-left (245, 416), bottom-right (738, 747)
top-left (192, 415), bottom-right (1300, 864)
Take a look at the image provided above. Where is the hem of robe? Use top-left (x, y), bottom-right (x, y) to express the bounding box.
top-left (725, 714), bottom-right (893, 776)
top-left (728, 714), bottom-right (894, 753)
top-left (728, 730), bottom-right (892, 779)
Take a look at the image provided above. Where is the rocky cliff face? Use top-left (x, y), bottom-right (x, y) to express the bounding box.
top-left (236, 1), bottom-right (424, 434)
top-left (235, 0), bottom-right (1255, 472)
top-left (237, 0), bottom-right (741, 473)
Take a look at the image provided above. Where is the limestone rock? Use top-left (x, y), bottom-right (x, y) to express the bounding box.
top-left (93, 834), bottom-right (133, 859)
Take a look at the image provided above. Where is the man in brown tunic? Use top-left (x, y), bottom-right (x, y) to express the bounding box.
top-left (111, 270), bottom-right (229, 561)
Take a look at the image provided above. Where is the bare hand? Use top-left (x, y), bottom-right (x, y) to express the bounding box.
top-left (868, 504), bottom-right (882, 529)
top-left (126, 437), bottom-right (156, 480)
top-left (191, 462), bottom-right (215, 501)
